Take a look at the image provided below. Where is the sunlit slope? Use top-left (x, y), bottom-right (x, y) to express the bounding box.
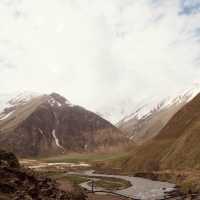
top-left (121, 93), bottom-right (200, 171)
top-left (118, 86), bottom-right (200, 144)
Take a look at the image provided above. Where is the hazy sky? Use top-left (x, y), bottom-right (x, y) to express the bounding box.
top-left (0, 0), bottom-right (200, 122)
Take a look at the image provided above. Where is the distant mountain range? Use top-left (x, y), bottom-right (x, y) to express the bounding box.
top-left (1, 84), bottom-right (200, 162)
top-left (0, 92), bottom-right (127, 157)
top-left (117, 85), bottom-right (200, 144)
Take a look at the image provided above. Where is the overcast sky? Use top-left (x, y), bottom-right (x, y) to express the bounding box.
top-left (0, 0), bottom-right (200, 122)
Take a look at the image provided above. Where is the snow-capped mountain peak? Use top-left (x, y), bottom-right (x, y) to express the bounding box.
top-left (8, 91), bottom-right (41, 105)
top-left (117, 84), bottom-right (200, 144)
top-left (0, 91), bottom-right (41, 121)
top-left (48, 93), bottom-right (73, 107)
top-left (0, 91), bottom-right (41, 110)
top-left (0, 92), bottom-right (75, 121)
top-left (119, 85), bottom-right (200, 124)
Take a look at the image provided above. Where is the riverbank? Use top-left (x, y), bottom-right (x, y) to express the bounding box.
top-left (19, 153), bottom-right (200, 199)
top-left (95, 166), bottom-right (200, 197)
top-left (68, 170), bottom-right (176, 200)
top-left (133, 170), bottom-right (200, 194)
top-left (92, 155), bottom-right (200, 196)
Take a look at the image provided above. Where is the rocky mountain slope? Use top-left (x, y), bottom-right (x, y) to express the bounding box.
top-left (0, 149), bottom-right (86, 200)
top-left (117, 86), bottom-right (200, 144)
top-left (0, 92), bottom-right (127, 157)
top-left (123, 93), bottom-right (200, 171)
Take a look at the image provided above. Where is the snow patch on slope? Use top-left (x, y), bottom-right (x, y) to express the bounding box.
top-left (48, 98), bottom-right (61, 107)
top-left (48, 97), bottom-right (73, 107)
top-left (0, 110), bottom-right (15, 121)
top-left (52, 129), bottom-right (64, 150)
top-left (0, 91), bottom-right (41, 114)
top-left (120, 85), bottom-right (200, 124)
top-left (9, 91), bottom-right (40, 105)
top-left (38, 128), bottom-right (45, 137)
top-left (0, 91), bottom-right (41, 121)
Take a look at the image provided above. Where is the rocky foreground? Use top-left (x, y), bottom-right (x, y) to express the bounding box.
top-left (0, 149), bottom-right (86, 200)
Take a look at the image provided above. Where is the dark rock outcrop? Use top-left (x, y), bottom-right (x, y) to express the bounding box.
top-left (0, 149), bottom-right (86, 200)
top-left (0, 149), bottom-right (20, 168)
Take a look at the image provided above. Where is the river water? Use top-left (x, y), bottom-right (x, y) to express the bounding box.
top-left (68, 170), bottom-right (175, 200)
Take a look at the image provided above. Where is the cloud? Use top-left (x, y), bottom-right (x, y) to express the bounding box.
top-left (0, 0), bottom-right (200, 122)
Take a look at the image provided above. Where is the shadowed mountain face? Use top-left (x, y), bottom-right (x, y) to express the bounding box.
top-left (124, 93), bottom-right (200, 171)
top-left (0, 92), bottom-right (127, 157)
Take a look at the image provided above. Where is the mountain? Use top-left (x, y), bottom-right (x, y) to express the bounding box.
top-left (124, 92), bottom-right (200, 171)
top-left (117, 86), bottom-right (200, 144)
top-left (0, 92), bottom-right (127, 157)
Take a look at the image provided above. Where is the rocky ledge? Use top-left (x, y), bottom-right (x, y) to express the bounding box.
top-left (0, 149), bottom-right (86, 200)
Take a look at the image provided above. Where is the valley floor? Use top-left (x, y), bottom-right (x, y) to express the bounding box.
top-left (57, 179), bottom-right (127, 200)
top-left (87, 193), bottom-right (128, 200)
top-left (19, 152), bottom-right (200, 199)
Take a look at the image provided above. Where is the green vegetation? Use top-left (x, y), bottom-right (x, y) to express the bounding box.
top-left (58, 175), bottom-right (90, 185)
top-left (60, 175), bottom-right (131, 191)
top-left (89, 177), bottom-right (131, 191)
top-left (41, 171), bottom-right (65, 178)
top-left (41, 169), bottom-right (131, 191)
top-left (92, 180), bottom-right (124, 190)
top-left (42, 171), bottom-right (90, 184)
top-left (41, 152), bottom-right (129, 165)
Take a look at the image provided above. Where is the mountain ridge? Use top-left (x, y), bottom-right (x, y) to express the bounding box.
top-left (0, 92), bottom-right (128, 157)
top-left (117, 85), bottom-right (200, 144)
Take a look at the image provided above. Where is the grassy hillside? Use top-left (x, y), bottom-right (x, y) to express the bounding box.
top-left (41, 151), bottom-right (131, 167)
top-left (119, 93), bottom-right (200, 171)
top-left (98, 94), bottom-right (200, 193)
top-left (104, 93), bottom-right (200, 174)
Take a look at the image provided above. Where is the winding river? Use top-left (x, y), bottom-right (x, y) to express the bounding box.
top-left (68, 170), bottom-right (176, 200)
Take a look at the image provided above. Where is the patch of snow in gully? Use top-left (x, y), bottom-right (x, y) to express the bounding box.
top-left (52, 129), bottom-right (65, 150)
